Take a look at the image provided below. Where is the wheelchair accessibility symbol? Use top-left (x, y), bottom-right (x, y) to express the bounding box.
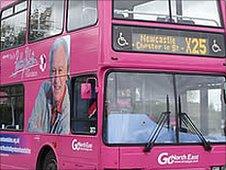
top-left (117, 32), bottom-right (129, 47)
top-left (211, 40), bottom-right (222, 53)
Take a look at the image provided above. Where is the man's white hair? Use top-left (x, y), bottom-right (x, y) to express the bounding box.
top-left (49, 37), bottom-right (69, 75)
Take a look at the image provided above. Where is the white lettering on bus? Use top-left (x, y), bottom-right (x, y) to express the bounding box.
top-left (0, 136), bottom-right (31, 154)
top-left (2, 47), bottom-right (46, 79)
top-left (157, 152), bottom-right (199, 165)
top-left (71, 139), bottom-right (93, 152)
top-left (0, 137), bottom-right (20, 144)
top-left (0, 146), bottom-right (31, 154)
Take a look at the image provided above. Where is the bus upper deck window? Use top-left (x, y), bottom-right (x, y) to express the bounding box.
top-left (1, 7), bottom-right (13, 18)
top-left (171, 0), bottom-right (222, 27)
top-left (29, 0), bottom-right (64, 41)
top-left (114, 0), bottom-right (170, 23)
top-left (0, 1), bottom-right (27, 51)
top-left (113, 0), bottom-right (222, 27)
top-left (15, 1), bottom-right (27, 13)
top-left (67, 0), bottom-right (97, 31)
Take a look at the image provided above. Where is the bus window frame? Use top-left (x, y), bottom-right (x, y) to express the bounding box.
top-left (70, 74), bottom-right (98, 136)
top-left (27, 0), bottom-right (65, 43)
top-left (66, 0), bottom-right (99, 33)
top-left (0, 0), bottom-right (28, 52)
top-left (111, 0), bottom-right (224, 29)
top-left (1, 7), bottom-right (13, 19)
top-left (102, 69), bottom-right (226, 146)
top-left (0, 84), bottom-right (25, 132)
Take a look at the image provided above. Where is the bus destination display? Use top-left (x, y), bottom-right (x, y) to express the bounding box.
top-left (113, 25), bottom-right (225, 57)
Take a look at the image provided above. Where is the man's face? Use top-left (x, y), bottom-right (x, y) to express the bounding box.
top-left (51, 45), bottom-right (68, 102)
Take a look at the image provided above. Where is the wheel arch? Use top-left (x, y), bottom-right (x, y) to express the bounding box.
top-left (36, 145), bottom-right (57, 170)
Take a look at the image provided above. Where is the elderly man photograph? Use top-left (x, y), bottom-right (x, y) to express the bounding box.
top-left (28, 37), bottom-right (70, 134)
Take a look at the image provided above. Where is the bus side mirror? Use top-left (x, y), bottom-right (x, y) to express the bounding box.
top-left (81, 83), bottom-right (92, 100)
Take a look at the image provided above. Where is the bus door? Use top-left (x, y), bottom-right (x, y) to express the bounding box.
top-left (59, 75), bottom-right (99, 169)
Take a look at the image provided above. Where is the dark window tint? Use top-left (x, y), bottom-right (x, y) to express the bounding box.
top-left (71, 76), bottom-right (97, 135)
top-left (29, 0), bottom-right (64, 41)
top-left (67, 0), bottom-right (97, 31)
top-left (0, 1), bottom-right (27, 50)
top-left (0, 85), bottom-right (24, 131)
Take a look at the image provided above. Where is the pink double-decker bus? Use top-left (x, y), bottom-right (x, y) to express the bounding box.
top-left (1, 0), bottom-right (226, 169)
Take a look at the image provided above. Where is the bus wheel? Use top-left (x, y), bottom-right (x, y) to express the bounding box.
top-left (42, 151), bottom-right (57, 170)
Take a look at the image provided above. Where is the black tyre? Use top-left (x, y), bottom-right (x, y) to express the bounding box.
top-left (42, 151), bottom-right (57, 170)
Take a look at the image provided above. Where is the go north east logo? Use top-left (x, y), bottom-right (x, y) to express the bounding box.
top-left (157, 152), bottom-right (199, 165)
top-left (71, 139), bottom-right (93, 152)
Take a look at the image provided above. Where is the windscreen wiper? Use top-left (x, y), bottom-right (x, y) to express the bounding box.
top-left (144, 95), bottom-right (170, 152)
top-left (178, 96), bottom-right (212, 151)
